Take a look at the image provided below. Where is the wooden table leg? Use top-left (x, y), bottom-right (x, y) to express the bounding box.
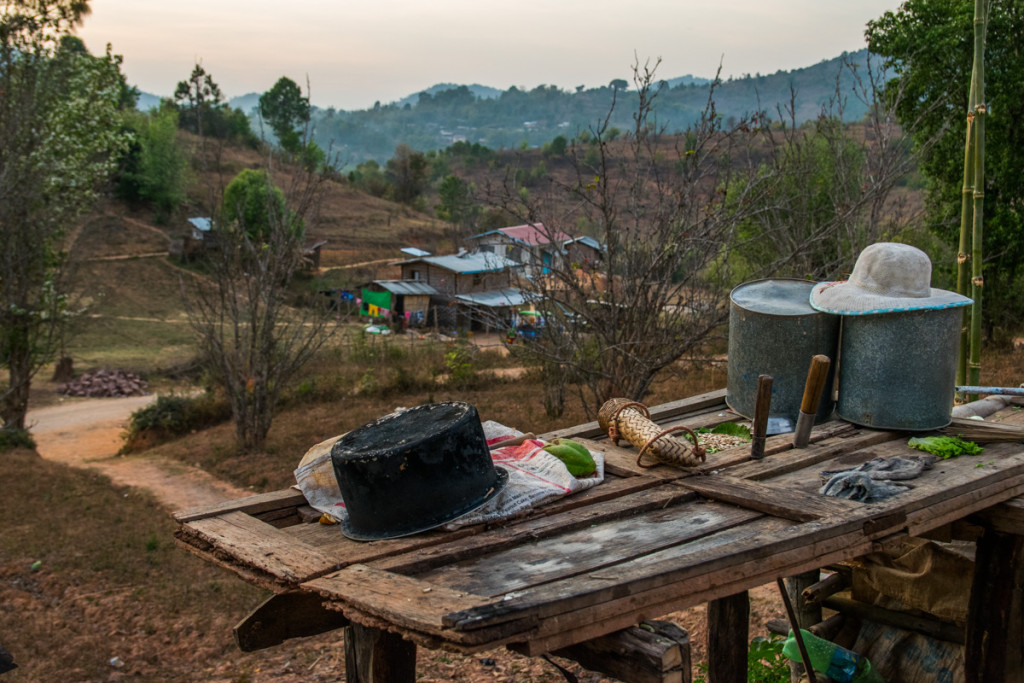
top-left (784, 570), bottom-right (821, 682)
top-left (966, 527), bottom-right (1024, 682)
top-left (344, 623), bottom-right (416, 683)
top-left (707, 590), bottom-right (749, 683)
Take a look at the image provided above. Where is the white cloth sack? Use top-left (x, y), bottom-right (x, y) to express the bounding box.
top-left (292, 420), bottom-right (604, 529)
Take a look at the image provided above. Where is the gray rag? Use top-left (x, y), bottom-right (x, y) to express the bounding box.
top-left (820, 455), bottom-right (936, 502)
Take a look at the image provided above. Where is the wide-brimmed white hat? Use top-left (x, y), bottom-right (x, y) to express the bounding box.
top-left (810, 242), bottom-right (972, 315)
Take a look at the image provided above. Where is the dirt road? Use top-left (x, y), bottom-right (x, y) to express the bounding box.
top-left (27, 395), bottom-right (250, 511)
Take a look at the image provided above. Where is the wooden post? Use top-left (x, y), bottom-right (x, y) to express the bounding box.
top-left (344, 623), bottom-right (416, 683)
top-left (707, 591), bottom-right (749, 683)
top-left (965, 527), bottom-right (1024, 682)
top-left (785, 570), bottom-right (821, 682)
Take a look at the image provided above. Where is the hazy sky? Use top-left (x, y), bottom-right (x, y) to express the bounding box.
top-left (76, 0), bottom-right (902, 111)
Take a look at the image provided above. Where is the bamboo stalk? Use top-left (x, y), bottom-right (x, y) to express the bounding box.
top-left (968, 0), bottom-right (989, 401)
top-left (956, 8), bottom-right (981, 397)
top-left (956, 110), bottom-right (975, 393)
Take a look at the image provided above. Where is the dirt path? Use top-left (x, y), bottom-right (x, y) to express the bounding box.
top-left (27, 395), bottom-right (250, 511)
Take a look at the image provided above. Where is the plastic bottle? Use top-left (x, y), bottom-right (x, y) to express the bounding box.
top-left (782, 629), bottom-right (885, 683)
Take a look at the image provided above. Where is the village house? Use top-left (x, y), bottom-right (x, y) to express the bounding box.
top-left (563, 235), bottom-right (604, 269)
top-left (359, 280), bottom-right (438, 329)
top-left (391, 251), bottom-right (527, 330)
top-left (465, 223), bottom-right (572, 277)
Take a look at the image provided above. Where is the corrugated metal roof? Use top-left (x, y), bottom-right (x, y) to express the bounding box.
top-left (373, 280), bottom-right (438, 296)
top-left (565, 235), bottom-right (603, 251)
top-left (394, 252), bottom-right (521, 274)
top-left (469, 223), bottom-right (572, 247)
top-left (454, 288), bottom-right (533, 308)
top-left (188, 217), bottom-right (212, 232)
top-left (400, 247), bottom-right (431, 257)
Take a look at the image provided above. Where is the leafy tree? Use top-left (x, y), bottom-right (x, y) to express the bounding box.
top-left (347, 160), bottom-right (390, 197)
top-left (259, 76), bottom-right (310, 155)
top-left (386, 144), bottom-right (430, 205)
top-left (174, 63), bottom-right (222, 137)
top-left (221, 169), bottom-right (297, 242)
top-left (1, 1), bottom-right (131, 436)
top-left (867, 0), bottom-right (1024, 335)
top-left (435, 174), bottom-right (477, 238)
top-left (173, 63), bottom-right (256, 146)
top-left (544, 135), bottom-right (568, 157)
top-left (118, 106), bottom-right (189, 221)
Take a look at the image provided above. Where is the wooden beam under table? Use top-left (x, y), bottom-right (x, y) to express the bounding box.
top-left (234, 592), bottom-right (349, 652)
top-left (549, 620), bottom-right (692, 683)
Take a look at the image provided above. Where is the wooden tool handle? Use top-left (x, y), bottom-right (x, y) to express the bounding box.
top-left (799, 355), bottom-right (831, 415)
top-left (751, 374), bottom-right (773, 460)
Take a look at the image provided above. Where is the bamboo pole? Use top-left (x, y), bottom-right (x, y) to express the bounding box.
top-left (956, 106), bottom-right (975, 392)
top-left (968, 0), bottom-right (989, 400)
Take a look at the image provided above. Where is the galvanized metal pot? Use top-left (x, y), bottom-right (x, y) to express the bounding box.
top-left (836, 307), bottom-right (961, 431)
top-left (727, 279), bottom-right (840, 425)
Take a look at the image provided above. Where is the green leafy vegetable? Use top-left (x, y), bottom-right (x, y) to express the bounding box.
top-left (907, 435), bottom-right (983, 459)
top-left (698, 422), bottom-right (752, 439)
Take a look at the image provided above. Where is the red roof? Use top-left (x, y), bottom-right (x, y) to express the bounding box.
top-left (496, 223), bottom-right (572, 247)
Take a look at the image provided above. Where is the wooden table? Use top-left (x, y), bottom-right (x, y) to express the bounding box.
top-left (174, 389), bottom-right (1024, 682)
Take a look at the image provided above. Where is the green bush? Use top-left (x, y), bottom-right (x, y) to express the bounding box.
top-left (0, 427), bottom-right (36, 452)
top-left (120, 393), bottom-right (231, 453)
top-left (694, 634), bottom-right (790, 683)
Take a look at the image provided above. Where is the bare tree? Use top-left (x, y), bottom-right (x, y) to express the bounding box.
top-left (491, 58), bottom-right (919, 418)
top-left (182, 159), bottom-right (333, 453)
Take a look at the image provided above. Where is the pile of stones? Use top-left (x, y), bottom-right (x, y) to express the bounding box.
top-left (59, 368), bottom-right (148, 398)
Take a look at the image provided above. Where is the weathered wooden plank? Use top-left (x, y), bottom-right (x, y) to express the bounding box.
top-left (372, 481), bottom-right (695, 575)
top-left (905, 478), bottom-right (1024, 538)
top-left (975, 495), bottom-right (1024, 534)
top-left (675, 476), bottom-right (862, 522)
top-left (720, 426), bottom-right (896, 481)
top-left (173, 534), bottom-right (294, 593)
top-left (182, 511), bottom-right (340, 584)
top-left (442, 508), bottom-right (875, 633)
top-left (234, 592), bottom-right (349, 652)
top-left (507, 517), bottom-right (879, 654)
top-left (173, 488), bottom-right (305, 524)
top-left (539, 389), bottom-right (729, 440)
top-left (286, 520), bottom-right (480, 565)
top-left (418, 501), bottom-right (765, 598)
top-left (707, 591), bottom-right (749, 683)
top-left (305, 564), bottom-right (496, 637)
top-left (857, 443), bottom-right (1024, 536)
top-left (577, 438), bottom-right (698, 479)
top-left (548, 621), bottom-right (691, 683)
top-left (690, 420), bottom-right (860, 474)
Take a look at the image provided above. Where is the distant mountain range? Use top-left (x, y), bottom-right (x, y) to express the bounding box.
top-left (136, 49), bottom-right (880, 164)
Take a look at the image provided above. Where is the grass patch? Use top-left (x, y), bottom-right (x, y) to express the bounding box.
top-left (0, 448), bottom-right (265, 679)
top-left (65, 316), bottom-right (197, 372)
